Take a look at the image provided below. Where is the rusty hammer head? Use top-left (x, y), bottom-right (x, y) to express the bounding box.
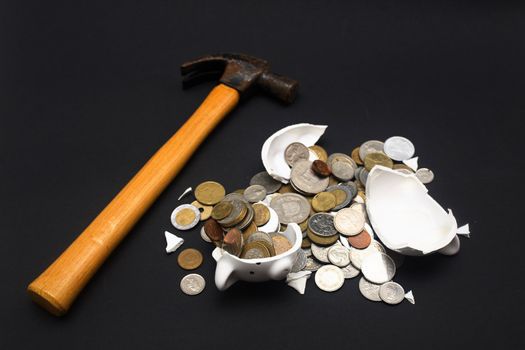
top-left (181, 53), bottom-right (299, 104)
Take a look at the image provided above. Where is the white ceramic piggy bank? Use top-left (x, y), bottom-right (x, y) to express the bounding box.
top-left (213, 223), bottom-right (302, 290)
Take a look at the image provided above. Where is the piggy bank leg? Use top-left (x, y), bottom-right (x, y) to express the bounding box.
top-left (214, 257), bottom-right (237, 291)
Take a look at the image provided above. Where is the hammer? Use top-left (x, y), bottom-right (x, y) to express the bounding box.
top-left (27, 53), bottom-right (298, 316)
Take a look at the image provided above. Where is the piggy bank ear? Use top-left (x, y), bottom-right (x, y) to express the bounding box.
top-left (214, 255), bottom-right (237, 291)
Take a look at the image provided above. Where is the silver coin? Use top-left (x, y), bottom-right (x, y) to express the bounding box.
top-left (311, 242), bottom-right (340, 263)
top-left (327, 153), bottom-right (356, 181)
top-left (361, 252), bottom-right (396, 284)
top-left (290, 159), bottom-right (330, 195)
top-left (384, 136), bottom-right (415, 161)
top-left (327, 184), bottom-right (353, 211)
top-left (359, 168), bottom-right (369, 187)
top-left (170, 204), bottom-right (201, 230)
top-left (308, 213), bottom-right (338, 237)
top-left (438, 235), bottom-right (461, 256)
top-left (415, 168), bottom-right (434, 184)
top-left (385, 248), bottom-right (405, 268)
top-left (340, 181), bottom-right (358, 200)
top-left (285, 142), bottom-right (310, 167)
top-left (341, 263), bottom-right (360, 279)
top-left (218, 199), bottom-right (246, 227)
top-left (303, 256), bottom-right (323, 271)
top-left (180, 273), bottom-right (205, 296)
top-left (334, 208), bottom-right (365, 236)
top-left (246, 231), bottom-right (274, 247)
top-left (243, 184), bottom-right (267, 203)
top-left (349, 240), bottom-right (385, 269)
top-left (302, 248), bottom-right (312, 257)
top-left (327, 245), bottom-right (351, 267)
top-left (270, 193), bottom-right (310, 224)
top-left (250, 171), bottom-right (282, 194)
top-left (359, 277), bottom-right (382, 301)
top-left (359, 140), bottom-right (385, 160)
top-left (379, 281), bottom-right (405, 305)
top-left (327, 153), bottom-right (357, 170)
top-left (291, 249), bottom-right (307, 272)
top-left (236, 203), bottom-right (254, 231)
top-left (315, 265), bottom-right (345, 292)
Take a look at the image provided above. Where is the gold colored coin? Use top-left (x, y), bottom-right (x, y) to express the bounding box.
top-left (328, 176), bottom-right (339, 186)
top-left (312, 192), bottom-right (337, 212)
top-left (191, 200), bottom-right (212, 221)
top-left (356, 180), bottom-right (365, 191)
top-left (222, 204), bottom-right (247, 228)
top-left (252, 203), bottom-right (270, 226)
top-left (357, 190), bottom-right (367, 202)
top-left (278, 184), bottom-right (295, 194)
top-left (301, 237), bottom-right (312, 249)
top-left (307, 228), bottom-right (340, 246)
top-left (298, 219), bottom-right (308, 232)
top-left (177, 248), bottom-right (203, 270)
top-left (242, 221), bottom-right (258, 242)
top-left (257, 238), bottom-right (276, 256)
top-left (211, 201), bottom-right (233, 220)
top-left (272, 234), bottom-right (293, 255)
top-left (309, 145), bottom-right (328, 162)
top-left (328, 188), bottom-right (347, 207)
top-left (351, 147), bottom-right (364, 165)
top-left (234, 188), bottom-right (245, 194)
top-left (194, 181), bottom-right (226, 205)
top-left (364, 152), bottom-right (394, 171)
top-left (240, 241), bottom-right (271, 259)
top-left (393, 163), bottom-right (413, 172)
top-left (176, 208), bottom-right (197, 226)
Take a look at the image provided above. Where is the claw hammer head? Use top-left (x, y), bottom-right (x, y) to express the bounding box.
top-left (181, 53), bottom-right (299, 104)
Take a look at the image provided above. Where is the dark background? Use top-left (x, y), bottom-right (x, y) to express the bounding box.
top-left (1, 0), bottom-right (524, 348)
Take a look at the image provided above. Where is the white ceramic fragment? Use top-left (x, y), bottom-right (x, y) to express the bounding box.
top-left (261, 123), bottom-right (327, 183)
top-left (405, 290), bottom-right (415, 304)
top-left (366, 166), bottom-right (457, 256)
top-left (457, 223), bottom-right (470, 238)
top-left (164, 231), bottom-right (184, 254)
top-left (257, 205), bottom-right (280, 233)
top-left (286, 271), bottom-right (312, 294)
top-left (403, 157), bottom-right (419, 171)
top-left (178, 187), bottom-right (192, 200)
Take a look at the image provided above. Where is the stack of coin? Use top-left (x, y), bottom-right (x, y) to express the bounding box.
top-left (171, 135), bottom-right (428, 304)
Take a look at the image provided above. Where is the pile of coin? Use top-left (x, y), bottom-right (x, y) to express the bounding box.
top-left (171, 136), bottom-right (425, 304)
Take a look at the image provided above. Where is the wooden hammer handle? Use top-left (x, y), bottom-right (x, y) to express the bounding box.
top-left (27, 84), bottom-right (240, 316)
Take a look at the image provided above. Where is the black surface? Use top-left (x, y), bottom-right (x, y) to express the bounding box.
top-left (1, 1), bottom-right (524, 348)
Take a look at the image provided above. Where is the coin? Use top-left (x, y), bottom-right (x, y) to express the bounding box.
top-left (364, 152), bottom-right (393, 171)
top-left (250, 171), bottom-right (282, 194)
top-left (278, 184), bottom-right (294, 194)
top-left (246, 231), bottom-right (274, 247)
top-left (361, 252), bottom-right (396, 284)
top-left (243, 184), bottom-right (267, 203)
top-left (285, 142), bottom-right (310, 167)
top-left (303, 256), bottom-right (323, 271)
top-left (309, 145), bottom-right (328, 162)
top-left (270, 193), bottom-right (310, 224)
top-left (200, 226), bottom-right (212, 243)
top-left (203, 218), bottom-right (224, 243)
top-left (218, 199), bottom-right (247, 227)
top-left (358, 169), bottom-right (369, 187)
top-left (327, 245), bottom-right (351, 267)
top-left (291, 249), bottom-right (307, 272)
top-left (347, 229), bottom-right (372, 249)
top-left (384, 136), bottom-right (415, 161)
top-left (301, 237), bottom-right (311, 248)
top-left (312, 192), bottom-right (337, 212)
top-left (290, 160), bottom-right (330, 195)
top-left (308, 213), bottom-right (338, 237)
top-left (242, 221), bottom-right (258, 241)
top-left (341, 181), bottom-right (358, 198)
top-left (252, 203), bottom-right (270, 226)
top-left (180, 273), bottom-right (205, 296)
top-left (211, 201), bottom-right (233, 220)
top-left (240, 241), bottom-right (271, 259)
top-left (307, 228), bottom-right (340, 246)
top-left (359, 140), bottom-right (385, 160)
top-left (341, 263), bottom-right (360, 279)
top-left (272, 234), bottom-right (293, 255)
top-left (171, 204), bottom-right (201, 230)
top-left (194, 181), bottom-right (226, 205)
top-left (327, 184), bottom-right (353, 211)
top-left (327, 153), bottom-right (356, 181)
top-left (351, 147), bottom-right (363, 165)
top-left (334, 208), bottom-right (365, 236)
top-left (311, 160), bottom-right (331, 177)
top-left (315, 265), bottom-right (345, 292)
top-left (223, 228), bottom-right (243, 256)
top-left (379, 281), bottom-right (405, 305)
top-left (177, 248), bottom-right (204, 270)
top-left (415, 168), bottom-right (434, 184)
top-left (236, 202), bottom-right (254, 231)
top-left (191, 200), bottom-right (212, 221)
top-left (358, 277), bottom-right (381, 301)
top-left (349, 240), bottom-right (386, 269)
top-left (311, 242), bottom-right (340, 263)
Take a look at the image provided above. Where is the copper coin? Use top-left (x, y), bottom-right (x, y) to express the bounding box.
top-left (272, 234), bottom-right (293, 255)
top-left (347, 230), bottom-right (372, 249)
top-left (311, 160), bottom-right (331, 177)
top-left (211, 201), bottom-right (233, 220)
top-left (301, 237), bottom-right (312, 249)
top-left (223, 228), bottom-right (243, 256)
top-left (177, 248), bottom-right (203, 270)
top-left (203, 218), bottom-right (223, 242)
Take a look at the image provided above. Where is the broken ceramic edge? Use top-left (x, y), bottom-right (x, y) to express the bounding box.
top-left (165, 231), bottom-right (184, 254)
top-left (286, 271), bottom-right (312, 294)
top-left (261, 123), bottom-right (328, 184)
top-left (405, 290), bottom-right (415, 304)
top-left (200, 226), bottom-right (212, 243)
top-left (286, 270), bottom-right (312, 282)
top-left (339, 235), bottom-right (351, 249)
top-left (403, 157), bottom-right (419, 171)
top-left (258, 205), bottom-right (280, 233)
top-left (437, 235), bottom-right (461, 256)
top-left (178, 187), bottom-right (192, 201)
top-left (457, 223), bottom-right (470, 238)
top-left (366, 166), bottom-right (457, 256)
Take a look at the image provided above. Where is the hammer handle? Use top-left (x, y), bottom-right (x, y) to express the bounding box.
top-left (27, 84), bottom-right (240, 315)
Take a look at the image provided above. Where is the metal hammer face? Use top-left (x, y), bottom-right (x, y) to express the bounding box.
top-left (181, 53), bottom-right (299, 104)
